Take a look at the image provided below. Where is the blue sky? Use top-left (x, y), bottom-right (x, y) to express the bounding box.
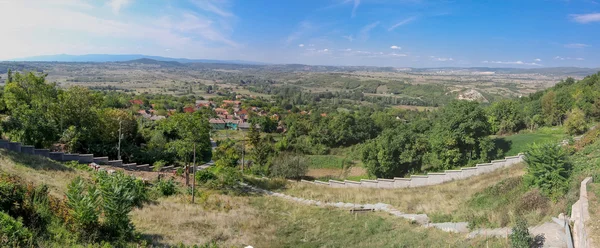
top-left (1, 0), bottom-right (599, 67)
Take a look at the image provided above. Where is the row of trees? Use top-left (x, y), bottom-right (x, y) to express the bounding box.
top-left (0, 71), bottom-right (213, 167)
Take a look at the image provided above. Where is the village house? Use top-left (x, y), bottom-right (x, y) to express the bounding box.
top-left (183, 106), bottom-right (195, 113)
top-left (130, 99), bottom-right (144, 105)
top-left (209, 118), bottom-right (226, 130)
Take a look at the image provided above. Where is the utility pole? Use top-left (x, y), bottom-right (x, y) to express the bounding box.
top-left (241, 132), bottom-right (245, 173)
top-left (191, 143), bottom-right (196, 204)
top-left (117, 120), bottom-right (122, 160)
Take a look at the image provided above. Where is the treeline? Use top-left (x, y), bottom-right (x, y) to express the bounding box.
top-left (244, 73), bottom-right (600, 179)
top-left (358, 73), bottom-right (600, 178)
top-left (0, 71), bottom-right (212, 166)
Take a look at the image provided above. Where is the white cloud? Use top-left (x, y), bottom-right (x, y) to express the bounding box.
top-left (108, 0), bottom-right (133, 14)
top-left (342, 35), bottom-right (354, 42)
top-left (352, 0), bottom-right (360, 18)
top-left (190, 0), bottom-right (235, 18)
top-left (534, 58), bottom-right (541, 62)
top-left (570, 13), bottom-right (600, 23)
top-left (299, 44), bottom-right (305, 47)
top-left (0, 1), bottom-right (239, 60)
top-left (482, 60), bottom-right (541, 66)
top-left (554, 56), bottom-right (584, 61)
top-left (430, 56), bottom-right (453, 62)
top-left (359, 21), bottom-right (380, 41)
top-left (388, 17), bottom-right (416, 31)
top-left (564, 43), bottom-right (590, 48)
top-left (390, 45), bottom-right (401, 50)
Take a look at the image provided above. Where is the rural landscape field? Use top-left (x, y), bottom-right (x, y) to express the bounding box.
top-left (1, 0), bottom-right (600, 247)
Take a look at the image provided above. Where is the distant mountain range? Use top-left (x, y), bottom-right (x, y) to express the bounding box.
top-left (8, 54), bottom-right (268, 65)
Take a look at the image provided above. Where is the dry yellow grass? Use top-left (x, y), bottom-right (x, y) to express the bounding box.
top-left (306, 166), bottom-right (367, 179)
top-left (132, 192), bottom-right (507, 247)
top-left (0, 150), bottom-right (87, 196)
top-left (284, 163), bottom-right (526, 215)
top-left (131, 193), bottom-right (278, 247)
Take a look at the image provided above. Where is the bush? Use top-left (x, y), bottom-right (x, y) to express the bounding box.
top-left (153, 160), bottom-right (167, 172)
top-left (66, 177), bottom-right (100, 237)
top-left (524, 142), bottom-right (572, 200)
top-left (0, 174), bottom-right (51, 234)
top-left (195, 170), bottom-right (217, 184)
top-left (0, 211), bottom-right (32, 247)
top-left (96, 171), bottom-right (148, 240)
top-left (509, 218), bottom-right (533, 248)
top-left (269, 153), bottom-right (308, 179)
top-left (205, 166), bottom-right (243, 193)
top-left (564, 108), bottom-right (587, 135)
top-left (0, 174), bottom-right (26, 214)
top-left (154, 178), bottom-right (177, 197)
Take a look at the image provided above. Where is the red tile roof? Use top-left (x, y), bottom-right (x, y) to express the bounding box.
top-left (130, 99), bottom-right (144, 105)
top-left (183, 107), bottom-right (195, 113)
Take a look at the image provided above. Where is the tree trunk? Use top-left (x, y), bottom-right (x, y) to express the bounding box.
top-left (185, 164), bottom-right (190, 186)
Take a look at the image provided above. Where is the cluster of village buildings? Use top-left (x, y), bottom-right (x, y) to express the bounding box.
top-left (131, 97), bottom-right (279, 131)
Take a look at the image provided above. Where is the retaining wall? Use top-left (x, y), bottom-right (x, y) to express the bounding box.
top-left (301, 154), bottom-right (525, 189)
top-left (571, 177), bottom-right (594, 248)
top-left (0, 139), bottom-right (180, 174)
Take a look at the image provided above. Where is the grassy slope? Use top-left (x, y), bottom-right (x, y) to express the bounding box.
top-left (570, 135), bottom-right (600, 245)
top-left (0, 150), bottom-right (87, 196)
top-left (0, 150), bottom-right (503, 247)
top-left (589, 183), bottom-right (600, 246)
top-left (284, 162), bottom-right (567, 229)
top-left (132, 193), bottom-right (504, 247)
top-left (495, 126), bottom-right (567, 156)
top-left (283, 164), bottom-right (526, 216)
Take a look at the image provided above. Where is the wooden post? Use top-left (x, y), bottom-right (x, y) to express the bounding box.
top-left (192, 143), bottom-right (196, 204)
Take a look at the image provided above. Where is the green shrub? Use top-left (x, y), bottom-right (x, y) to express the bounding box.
top-left (154, 179), bottom-right (177, 197)
top-left (206, 166), bottom-right (243, 193)
top-left (64, 161), bottom-right (93, 171)
top-left (66, 177), bottom-right (100, 236)
top-left (0, 174), bottom-right (26, 214)
top-left (269, 153), bottom-right (308, 179)
top-left (509, 218), bottom-right (532, 248)
top-left (195, 170), bottom-right (217, 184)
top-left (244, 177), bottom-right (287, 190)
top-left (153, 160), bottom-right (166, 172)
top-left (0, 211), bottom-right (32, 247)
top-left (564, 108), bottom-right (587, 135)
top-left (524, 142), bottom-right (572, 200)
top-left (176, 167), bottom-right (184, 176)
top-left (96, 171), bottom-right (148, 240)
top-left (0, 174), bottom-right (51, 234)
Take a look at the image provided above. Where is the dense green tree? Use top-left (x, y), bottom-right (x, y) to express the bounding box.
top-left (2, 72), bottom-right (59, 147)
top-left (564, 108), bottom-right (587, 135)
top-left (361, 125), bottom-right (428, 178)
top-left (213, 139), bottom-right (240, 168)
top-left (487, 100), bottom-right (523, 134)
top-left (541, 91), bottom-right (561, 126)
top-left (429, 100), bottom-right (491, 169)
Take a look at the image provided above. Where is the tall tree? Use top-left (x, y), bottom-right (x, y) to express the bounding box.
top-left (429, 100), bottom-right (491, 170)
top-left (2, 72), bottom-right (59, 147)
